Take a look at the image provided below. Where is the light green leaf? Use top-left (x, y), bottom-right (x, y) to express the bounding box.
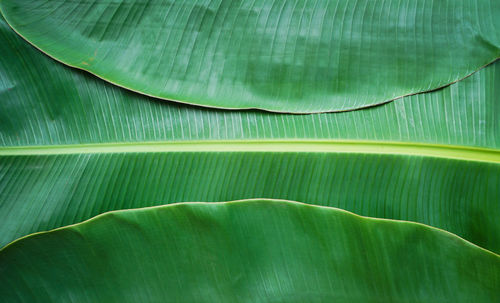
top-left (1, 0), bottom-right (499, 113)
top-left (1, 18), bottom-right (499, 149)
top-left (1, 16), bottom-right (500, 254)
top-left (1, 3), bottom-right (499, 301)
top-left (1, 199), bottom-right (499, 302)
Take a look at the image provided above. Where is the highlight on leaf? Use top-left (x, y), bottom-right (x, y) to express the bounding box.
top-left (0, 1), bottom-right (499, 301)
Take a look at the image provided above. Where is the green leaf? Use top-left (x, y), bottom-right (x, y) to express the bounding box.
top-left (1, 16), bottom-right (500, 254)
top-left (1, 3), bottom-right (499, 301)
top-left (1, 199), bottom-right (499, 302)
top-left (1, 0), bottom-right (499, 113)
top-left (1, 148), bottom-right (500, 254)
top-left (1, 18), bottom-right (499, 149)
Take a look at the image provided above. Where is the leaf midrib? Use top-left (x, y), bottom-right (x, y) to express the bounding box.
top-left (0, 140), bottom-right (499, 163)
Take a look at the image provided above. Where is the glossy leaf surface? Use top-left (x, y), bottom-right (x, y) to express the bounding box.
top-left (1, 0), bottom-right (499, 112)
top-left (1, 16), bottom-right (500, 254)
top-left (1, 18), bottom-right (499, 149)
top-left (1, 200), bottom-right (499, 302)
top-left (1, 2), bottom-right (500, 301)
top-left (1, 148), bottom-right (499, 254)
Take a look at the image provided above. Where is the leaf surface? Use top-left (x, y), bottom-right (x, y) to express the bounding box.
top-left (1, 147), bottom-right (499, 254)
top-left (1, 199), bottom-right (499, 302)
top-left (1, 18), bottom-right (499, 149)
top-left (1, 0), bottom-right (499, 112)
top-left (1, 17), bottom-right (500, 254)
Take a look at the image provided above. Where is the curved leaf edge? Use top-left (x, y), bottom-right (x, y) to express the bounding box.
top-left (1, 9), bottom-right (498, 114)
top-left (2, 198), bottom-right (499, 258)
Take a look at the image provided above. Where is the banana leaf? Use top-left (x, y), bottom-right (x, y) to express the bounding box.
top-left (1, 148), bottom-right (500, 253)
top-left (1, 15), bottom-right (500, 254)
top-left (1, 1), bottom-right (500, 301)
top-left (1, 199), bottom-right (499, 302)
top-left (1, 0), bottom-right (499, 113)
top-left (1, 17), bottom-right (499, 149)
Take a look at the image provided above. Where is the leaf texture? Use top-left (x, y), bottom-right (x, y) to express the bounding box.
top-left (1, 15), bottom-right (500, 253)
top-left (1, 149), bottom-right (499, 254)
top-left (1, 18), bottom-right (499, 149)
top-left (1, 200), bottom-right (499, 302)
top-left (1, 0), bottom-right (499, 112)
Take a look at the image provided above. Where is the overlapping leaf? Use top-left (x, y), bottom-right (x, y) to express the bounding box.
top-left (1, 17), bottom-right (499, 148)
top-left (0, 2), bottom-right (500, 301)
top-left (2, 149), bottom-right (499, 253)
top-left (1, 200), bottom-right (499, 302)
top-left (1, 0), bottom-right (499, 112)
top-left (1, 15), bottom-right (500, 255)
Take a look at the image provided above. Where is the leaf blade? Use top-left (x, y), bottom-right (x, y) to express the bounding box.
top-left (1, 0), bottom-right (499, 112)
top-left (1, 17), bottom-right (499, 148)
top-left (1, 199), bottom-right (499, 302)
top-left (1, 150), bottom-right (499, 254)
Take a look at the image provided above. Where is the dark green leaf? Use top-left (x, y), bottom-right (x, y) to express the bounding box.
top-left (1, 200), bottom-right (499, 302)
top-left (1, 150), bottom-right (499, 254)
